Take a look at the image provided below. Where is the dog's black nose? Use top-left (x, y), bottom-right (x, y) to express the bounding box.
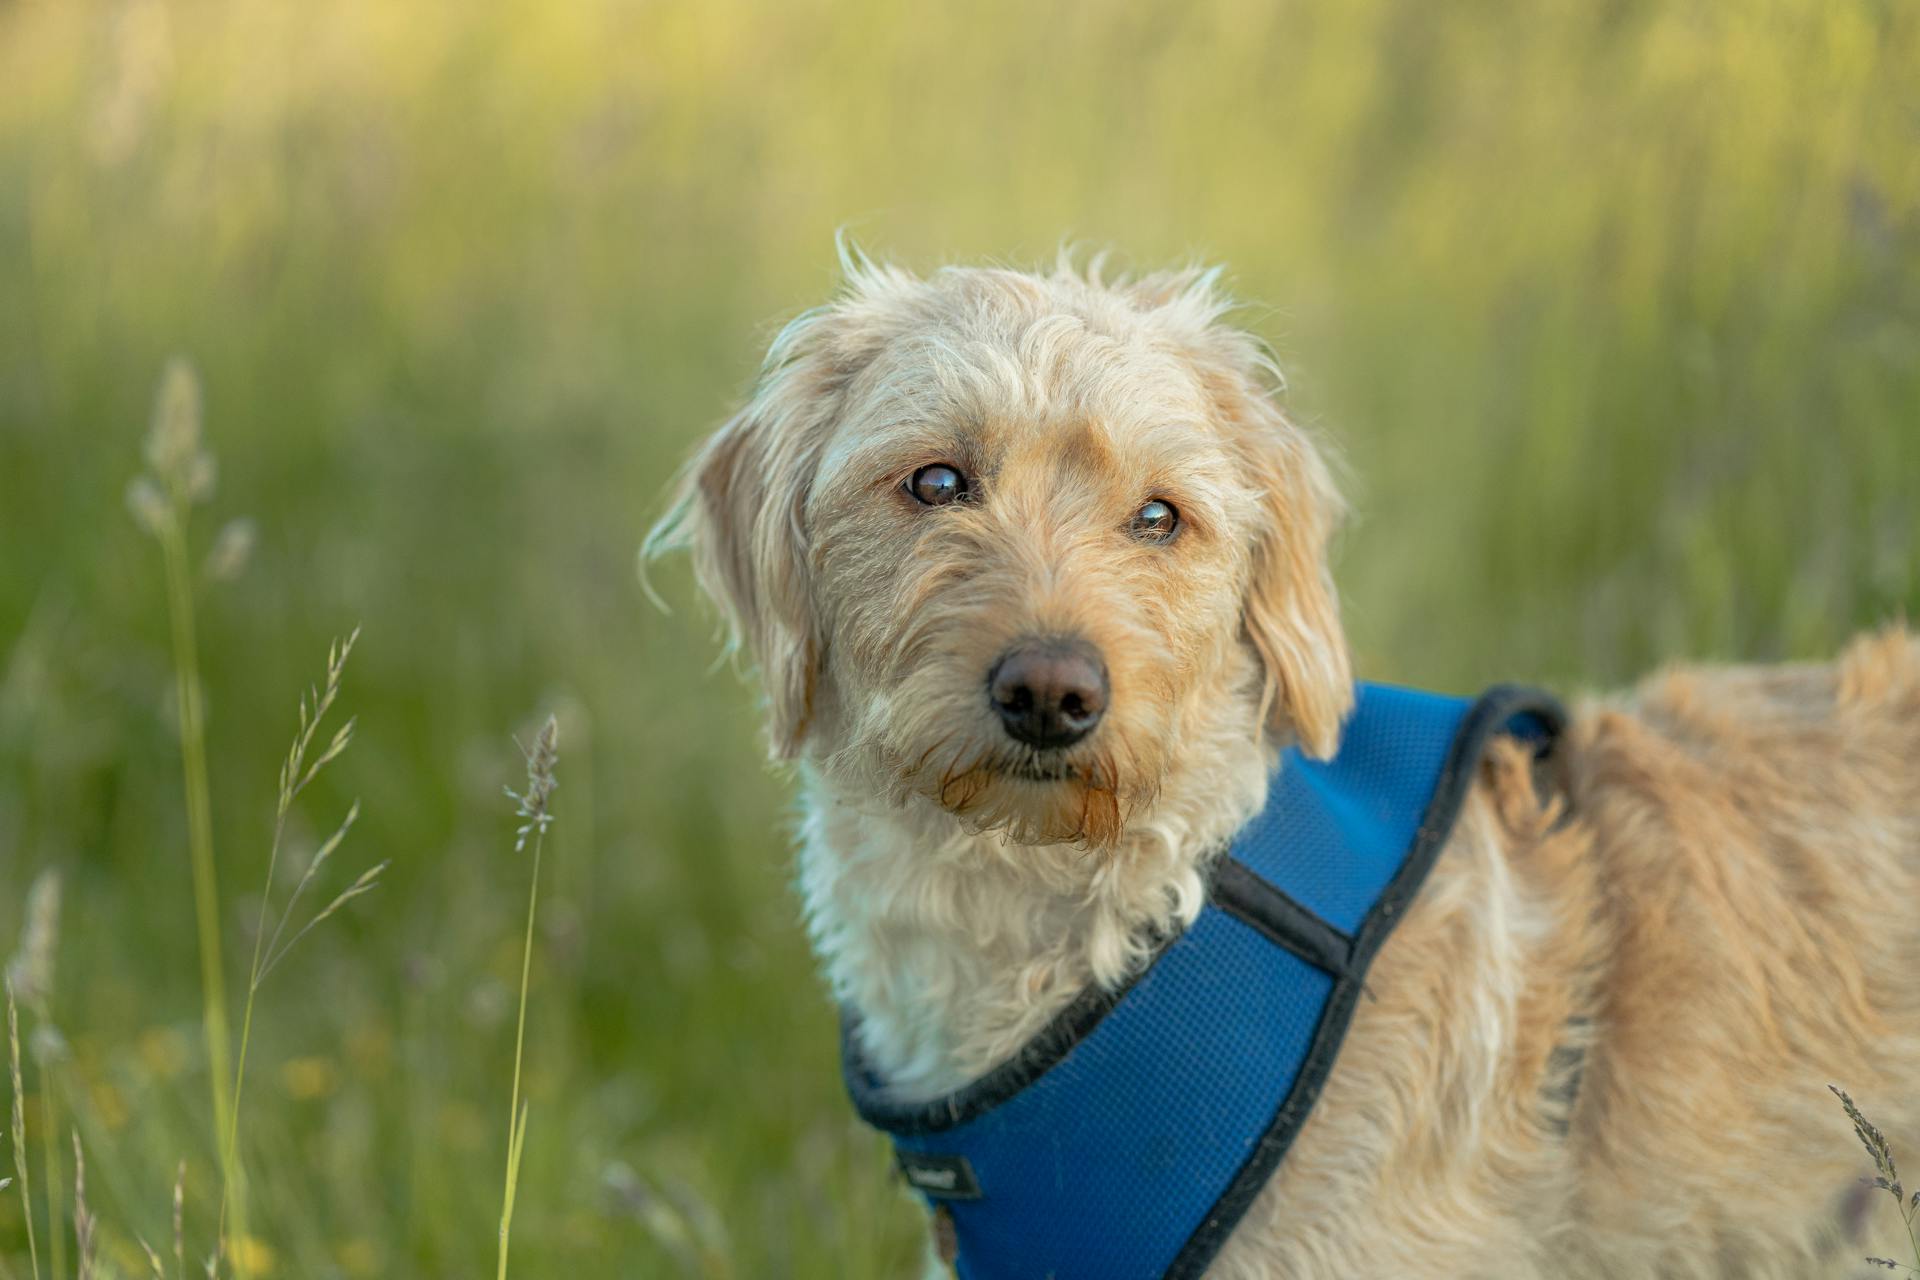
top-left (988, 641), bottom-right (1108, 750)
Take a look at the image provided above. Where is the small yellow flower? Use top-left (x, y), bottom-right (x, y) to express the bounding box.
top-left (136, 1025), bottom-right (189, 1080)
top-left (279, 1055), bottom-right (338, 1101)
top-left (337, 1237), bottom-right (383, 1277)
top-left (89, 1080), bottom-right (129, 1131)
top-left (232, 1235), bottom-right (276, 1275)
top-left (440, 1100), bottom-right (488, 1152)
top-left (346, 1023), bottom-right (393, 1072)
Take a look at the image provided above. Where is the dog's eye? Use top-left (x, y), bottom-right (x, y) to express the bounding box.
top-left (1130, 499), bottom-right (1179, 543)
top-left (909, 464), bottom-right (969, 506)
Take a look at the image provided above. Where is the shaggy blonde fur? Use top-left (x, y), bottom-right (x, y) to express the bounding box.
top-left (652, 251), bottom-right (1920, 1278)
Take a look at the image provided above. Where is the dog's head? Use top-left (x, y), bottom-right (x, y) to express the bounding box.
top-left (653, 255), bottom-right (1351, 847)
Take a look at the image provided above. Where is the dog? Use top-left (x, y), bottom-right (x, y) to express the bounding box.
top-left (650, 251), bottom-right (1920, 1278)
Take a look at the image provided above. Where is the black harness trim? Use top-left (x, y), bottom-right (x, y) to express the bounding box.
top-left (843, 928), bottom-right (1181, 1136)
top-left (1209, 859), bottom-right (1355, 979)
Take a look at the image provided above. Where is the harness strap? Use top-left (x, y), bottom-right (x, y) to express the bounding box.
top-left (1165, 684), bottom-right (1567, 1277)
top-left (1209, 859), bottom-right (1354, 978)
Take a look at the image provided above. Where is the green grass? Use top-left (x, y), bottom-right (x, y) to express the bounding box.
top-left (0, 0), bottom-right (1917, 1275)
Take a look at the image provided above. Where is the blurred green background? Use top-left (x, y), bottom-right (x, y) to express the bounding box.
top-left (1, 0), bottom-right (1916, 1275)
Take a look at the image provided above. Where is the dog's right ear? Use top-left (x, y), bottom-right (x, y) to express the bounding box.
top-left (647, 297), bottom-right (890, 759)
top-left (1235, 413), bottom-right (1354, 760)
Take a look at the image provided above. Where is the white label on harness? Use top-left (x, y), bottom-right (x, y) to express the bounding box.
top-left (897, 1152), bottom-right (983, 1200)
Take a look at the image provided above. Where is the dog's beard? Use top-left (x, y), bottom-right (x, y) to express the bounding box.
top-left (851, 696), bottom-right (1165, 848)
top-left (922, 741), bottom-right (1144, 847)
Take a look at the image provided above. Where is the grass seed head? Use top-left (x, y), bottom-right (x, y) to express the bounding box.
top-left (126, 475), bottom-right (171, 536)
top-left (506, 714), bottom-right (561, 852)
top-left (7, 983), bottom-right (25, 1176)
top-left (7, 868), bottom-right (62, 1016)
top-left (1831, 1084), bottom-right (1920, 1274)
top-left (1832, 1085), bottom-right (1900, 1187)
top-left (145, 358), bottom-right (212, 498)
top-left (203, 518), bottom-right (257, 582)
top-left (130, 357), bottom-right (218, 542)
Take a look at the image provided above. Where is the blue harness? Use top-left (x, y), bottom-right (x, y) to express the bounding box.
top-left (842, 682), bottom-right (1566, 1279)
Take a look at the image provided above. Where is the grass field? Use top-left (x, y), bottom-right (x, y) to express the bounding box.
top-left (1, 0), bottom-right (1917, 1275)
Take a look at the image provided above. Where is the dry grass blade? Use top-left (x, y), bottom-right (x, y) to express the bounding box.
top-left (601, 1162), bottom-right (732, 1276)
top-left (136, 1161), bottom-right (188, 1280)
top-left (175, 1160), bottom-right (186, 1280)
top-left (10, 871), bottom-right (66, 1280)
top-left (72, 1130), bottom-right (95, 1280)
top-left (7, 981), bottom-right (39, 1280)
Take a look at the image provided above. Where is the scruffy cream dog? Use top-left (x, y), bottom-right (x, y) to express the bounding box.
top-left (653, 253), bottom-right (1920, 1278)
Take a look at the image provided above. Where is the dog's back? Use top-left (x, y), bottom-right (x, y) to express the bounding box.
top-left (1561, 624), bottom-right (1920, 1276)
top-left (1215, 625), bottom-right (1920, 1279)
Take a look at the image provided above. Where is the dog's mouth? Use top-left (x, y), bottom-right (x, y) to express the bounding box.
top-left (1006, 756), bottom-right (1075, 783)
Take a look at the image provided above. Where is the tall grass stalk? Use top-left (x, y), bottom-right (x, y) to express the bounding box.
top-left (157, 512), bottom-right (240, 1240)
top-left (37, 1080), bottom-right (60, 1280)
top-left (497, 715), bottom-right (559, 1280)
top-left (228, 629), bottom-right (365, 1218)
top-left (131, 364), bottom-right (386, 1275)
top-left (129, 359), bottom-right (247, 1276)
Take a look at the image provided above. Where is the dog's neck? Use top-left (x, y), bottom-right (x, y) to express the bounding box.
top-left (797, 726), bottom-right (1275, 1102)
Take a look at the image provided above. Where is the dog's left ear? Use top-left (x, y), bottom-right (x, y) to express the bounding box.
top-left (1170, 303), bottom-right (1354, 759)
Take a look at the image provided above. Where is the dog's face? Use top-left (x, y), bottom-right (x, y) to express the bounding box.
top-left (660, 260), bottom-right (1352, 847)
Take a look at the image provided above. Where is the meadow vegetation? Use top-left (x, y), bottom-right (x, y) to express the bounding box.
top-left (0, 0), bottom-right (1916, 1274)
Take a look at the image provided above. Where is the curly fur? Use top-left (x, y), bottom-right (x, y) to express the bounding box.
top-left (652, 251), bottom-right (1920, 1277)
